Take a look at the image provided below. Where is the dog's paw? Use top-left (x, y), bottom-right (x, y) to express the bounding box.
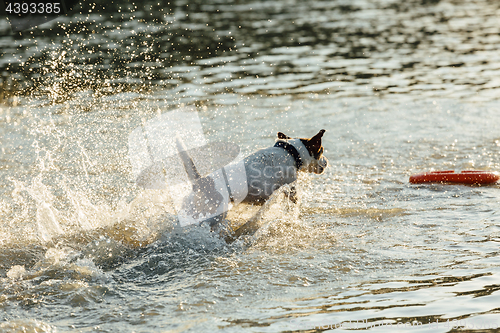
top-left (283, 185), bottom-right (299, 204)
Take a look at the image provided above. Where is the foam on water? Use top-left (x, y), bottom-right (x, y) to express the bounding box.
top-left (3, 175), bottom-right (173, 247)
top-left (0, 320), bottom-right (57, 333)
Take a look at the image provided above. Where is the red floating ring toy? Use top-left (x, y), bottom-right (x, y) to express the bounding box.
top-left (409, 170), bottom-right (500, 185)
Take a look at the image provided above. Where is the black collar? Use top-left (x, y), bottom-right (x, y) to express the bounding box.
top-left (274, 141), bottom-right (303, 169)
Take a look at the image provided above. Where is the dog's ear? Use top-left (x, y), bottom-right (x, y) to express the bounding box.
top-left (277, 132), bottom-right (292, 140)
top-left (303, 129), bottom-right (325, 158)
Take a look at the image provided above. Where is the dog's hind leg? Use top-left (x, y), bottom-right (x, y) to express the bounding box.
top-left (176, 136), bottom-right (229, 232)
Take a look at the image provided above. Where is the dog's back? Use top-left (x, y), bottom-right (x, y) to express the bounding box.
top-left (242, 146), bottom-right (298, 202)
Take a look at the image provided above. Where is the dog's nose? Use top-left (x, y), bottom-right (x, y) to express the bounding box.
top-left (315, 156), bottom-right (328, 174)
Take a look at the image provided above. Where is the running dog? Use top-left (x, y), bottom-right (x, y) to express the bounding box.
top-left (179, 130), bottom-right (328, 235)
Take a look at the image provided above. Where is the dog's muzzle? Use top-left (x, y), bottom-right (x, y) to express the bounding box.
top-left (309, 156), bottom-right (328, 174)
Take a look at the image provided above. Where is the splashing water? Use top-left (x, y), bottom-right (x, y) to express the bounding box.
top-left (3, 0), bottom-right (500, 331)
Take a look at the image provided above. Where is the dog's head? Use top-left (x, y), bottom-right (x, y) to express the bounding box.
top-left (276, 129), bottom-right (328, 174)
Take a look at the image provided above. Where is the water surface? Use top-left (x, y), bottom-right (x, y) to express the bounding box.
top-left (2, 0), bottom-right (500, 332)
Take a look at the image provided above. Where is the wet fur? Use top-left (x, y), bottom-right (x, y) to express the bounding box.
top-left (183, 130), bottom-right (328, 237)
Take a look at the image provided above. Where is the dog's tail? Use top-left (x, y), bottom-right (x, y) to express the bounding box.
top-left (175, 135), bottom-right (201, 182)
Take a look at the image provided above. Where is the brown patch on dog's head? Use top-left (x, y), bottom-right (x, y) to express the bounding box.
top-left (277, 129), bottom-right (328, 174)
top-left (301, 129), bottom-right (325, 159)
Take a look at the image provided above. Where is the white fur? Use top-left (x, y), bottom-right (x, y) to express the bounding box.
top-left (241, 138), bottom-right (325, 202)
top-left (179, 136), bottom-right (328, 226)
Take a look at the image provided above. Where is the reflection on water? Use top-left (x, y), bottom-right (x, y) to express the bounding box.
top-left (2, 0), bottom-right (500, 104)
top-left (2, 0), bottom-right (500, 332)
